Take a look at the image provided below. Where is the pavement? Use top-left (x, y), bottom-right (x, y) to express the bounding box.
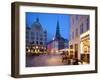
top-left (26, 54), bottom-right (67, 67)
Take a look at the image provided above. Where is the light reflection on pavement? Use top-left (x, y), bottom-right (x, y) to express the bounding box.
top-left (26, 54), bottom-right (66, 67)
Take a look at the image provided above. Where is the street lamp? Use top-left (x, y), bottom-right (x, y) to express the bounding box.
top-left (36, 46), bottom-right (38, 49)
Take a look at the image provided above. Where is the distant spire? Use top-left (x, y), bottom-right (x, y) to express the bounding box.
top-left (55, 21), bottom-right (61, 39)
top-left (36, 17), bottom-right (39, 22)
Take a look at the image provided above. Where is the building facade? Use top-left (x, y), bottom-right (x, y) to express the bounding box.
top-left (26, 18), bottom-right (47, 55)
top-left (69, 15), bottom-right (90, 63)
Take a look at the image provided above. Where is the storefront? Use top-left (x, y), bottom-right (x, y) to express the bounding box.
top-left (80, 31), bottom-right (90, 64)
top-left (26, 44), bottom-right (47, 55)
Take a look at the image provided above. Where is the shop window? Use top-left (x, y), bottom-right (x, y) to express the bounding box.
top-left (70, 45), bottom-right (73, 49)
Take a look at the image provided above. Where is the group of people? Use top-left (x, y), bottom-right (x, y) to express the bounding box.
top-left (61, 52), bottom-right (83, 65)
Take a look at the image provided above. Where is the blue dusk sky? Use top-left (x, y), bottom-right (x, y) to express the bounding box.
top-left (26, 12), bottom-right (70, 41)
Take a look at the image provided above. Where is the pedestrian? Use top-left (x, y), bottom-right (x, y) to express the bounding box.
top-left (73, 59), bottom-right (78, 65)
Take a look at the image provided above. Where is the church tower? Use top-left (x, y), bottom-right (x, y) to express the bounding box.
top-left (55, 21), bottom-right (61, 39)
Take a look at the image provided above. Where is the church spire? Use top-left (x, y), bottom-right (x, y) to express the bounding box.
top-left (55, 21), bottom-right (61, 39)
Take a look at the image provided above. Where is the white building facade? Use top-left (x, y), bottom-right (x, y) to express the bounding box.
top-left (26, 18), bottom-right (47, 55)
top-left (69, 15), bottom-right (90, 63)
